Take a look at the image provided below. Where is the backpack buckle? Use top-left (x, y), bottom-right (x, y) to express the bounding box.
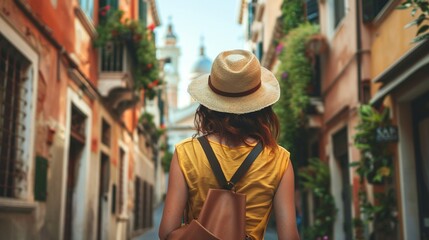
top-left (225, 181), bottom-right (235, 191)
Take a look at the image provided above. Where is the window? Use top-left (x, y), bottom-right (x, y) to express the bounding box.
top-left (134, 177), bottom-right (142, 230)
top-left (306, 0), bottom-right (319, 24)
top-left (309, 56), bottom-right (322, 97)
top-left (362, 80), bottom-right (371, 104)
top-left (118, 148), bottom-right (125, 214)
top-left (247, 1), bottom-right (256, 39)
top-left (256, 41), bottom-right (263, 60)
top-left (99, 0), bottom-right (119, 24)
top-left (139, 0), bottom-right (148, 27)
top-left (0, 35), bottom-right (30, 198)
top-left (79, 0), bottom-right (94, 19)
top-left (101, 119), bottom-right (111, 146)
top-left (99, 0), bottom-right (119, 10)
top-left (334, 0), bottom-right (345, 28)
top-left (362, 0), bottom-right (390, 22)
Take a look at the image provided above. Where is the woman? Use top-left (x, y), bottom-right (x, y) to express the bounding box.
top-left (159, 49), bottom-right (299, 240)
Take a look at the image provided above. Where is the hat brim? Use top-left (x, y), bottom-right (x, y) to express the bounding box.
top-left (187, 67), bottom-right (280, 114)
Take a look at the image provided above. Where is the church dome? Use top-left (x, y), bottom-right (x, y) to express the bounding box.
top-left (190, 40), bottom-right (212, 79)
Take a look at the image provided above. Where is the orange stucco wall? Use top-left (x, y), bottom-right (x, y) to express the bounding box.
top-left (370, 7), bottom-right (417, 85)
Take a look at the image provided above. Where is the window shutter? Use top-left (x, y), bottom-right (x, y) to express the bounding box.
top-left (139, 0), bottom-right (148, 26)
top-left (306, 0), bottom-right (319, 24)
top-left (34, 156), bottom-right (48, 201)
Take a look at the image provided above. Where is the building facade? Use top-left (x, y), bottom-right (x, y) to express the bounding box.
top-left (239, 0), bottom-right (428, 239)
top-left (369, 4), bottom-right (429, 239)
top-left (0, 0), bottom-right (165, 239)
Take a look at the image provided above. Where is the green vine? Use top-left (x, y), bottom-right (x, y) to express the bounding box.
top-left (351, 105), bottom-right (397, 239)
top-left (396, 0), bottom-right (429, 43)
top-left (140, 112), bottom-right (165, 142)
top-left (94, 9), bottom-right (160, 99)
top-left (299, 158), bottom-right (337, 240)
top-left (281, 0), bottom-right (306, 35)
top-left (352, 105), bottom-right (394, 184)
top-left (274, 23), bottom-right (319, 155)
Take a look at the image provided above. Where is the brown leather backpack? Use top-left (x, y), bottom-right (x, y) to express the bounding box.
top-left (166, 136), bottom-right (263, 240)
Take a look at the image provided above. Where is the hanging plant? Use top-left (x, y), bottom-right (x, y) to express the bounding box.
top-left (351, 105), bottom-right (394, 184)
top-left (351, 105), bottom-right (397, 239)
top-left (280, 0), bottom-right (305, 35)
top-left (274, 23), bottom-right (319, 155)
top-left (140, 112), bottom-right (165, 141)
top-left (94, 8), bottom-right (161, 99)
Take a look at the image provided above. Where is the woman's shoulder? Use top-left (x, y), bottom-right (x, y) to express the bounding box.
top-left (175, 137), bottom-right (198, 150)
top-left (271, 144), bottom-right (290, 158)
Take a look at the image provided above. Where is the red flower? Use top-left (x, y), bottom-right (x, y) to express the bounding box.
top-left (99, 5), bottom-right (111, 16)
top-left (147, 23), bottom-right (156, 31)
top-left (148, 80), bottom-right (159, 89)
top-left (99, 5), bottom-right (111, 12)
top-left (147, 63), bottom-right (152, 69)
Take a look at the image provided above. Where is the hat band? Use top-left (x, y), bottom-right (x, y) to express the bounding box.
top-left (208, 76), bottom-right (261, 98)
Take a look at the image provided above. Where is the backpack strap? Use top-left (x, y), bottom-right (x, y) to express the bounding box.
top-left (197, 136), bottom-right (263, 190)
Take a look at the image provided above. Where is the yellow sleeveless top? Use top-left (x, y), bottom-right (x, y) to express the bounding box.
top-left (176, 137), bottom-right (290, 240)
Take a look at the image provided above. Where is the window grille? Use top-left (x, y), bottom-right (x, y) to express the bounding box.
top-left (100, 43), bottom-right (124, 72)
top-left (0, 35), bottom-right (30, 198)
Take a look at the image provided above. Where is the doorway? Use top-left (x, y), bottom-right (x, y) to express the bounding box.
top-left (64, 105), bottom-right (87, 240)
top-left (412, 91), bottom-right (429, 240)
top-left (97, 153), bottom-right (110, 240)
top-left (333, 127), bottom-right (353, 240)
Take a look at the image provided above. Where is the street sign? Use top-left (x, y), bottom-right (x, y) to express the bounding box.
top-left (375, 126), bottom-right (398, 143)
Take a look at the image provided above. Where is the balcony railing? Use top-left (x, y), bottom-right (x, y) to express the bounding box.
top-left (100, 42), bottom-right (124, 72)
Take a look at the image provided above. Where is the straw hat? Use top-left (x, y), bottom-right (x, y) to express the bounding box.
top-left (188, 49), bottom-right (280, 114)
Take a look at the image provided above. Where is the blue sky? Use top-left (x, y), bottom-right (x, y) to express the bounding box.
top-left (155, 0), bottom-right (244, 105)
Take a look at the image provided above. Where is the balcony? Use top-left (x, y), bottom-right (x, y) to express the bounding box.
top-left (98, 42), bottom-right (140, 115)
top-left (98, 43), bottom-right (134, 95)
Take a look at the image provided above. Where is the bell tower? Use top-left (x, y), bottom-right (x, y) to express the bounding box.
top-left (158, 17), bottom-right (181, 109)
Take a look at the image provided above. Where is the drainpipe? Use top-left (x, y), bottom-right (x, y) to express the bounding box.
top-left (356, 0), bottom-right (363, 103)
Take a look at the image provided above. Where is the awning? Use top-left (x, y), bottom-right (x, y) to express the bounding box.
top-left (370, 40), bottom-right (429, 105)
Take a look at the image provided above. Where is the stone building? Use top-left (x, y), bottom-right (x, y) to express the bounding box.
top-left (0, 0), bottom-right (165, 239)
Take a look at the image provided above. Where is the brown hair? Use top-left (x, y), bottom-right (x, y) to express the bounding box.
top-left (194, 105), bottom-right (280, 149)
